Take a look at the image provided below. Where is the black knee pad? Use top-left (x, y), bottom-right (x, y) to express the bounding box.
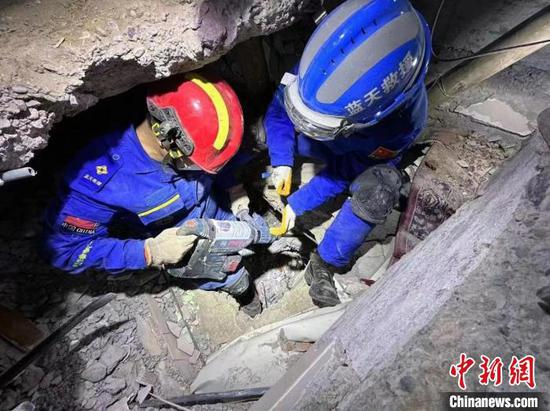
top-left (350, 165), bottom-right (403, 224)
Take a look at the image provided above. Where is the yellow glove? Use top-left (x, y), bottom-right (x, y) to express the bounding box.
top-left (271, 166), bottom-right (292, 196)
top-left (228, 184), bottom-right (250, 217)
top-left (270, 204), bottom-right (296, 236)
top-left (144, 228), bottom-right (197, 268)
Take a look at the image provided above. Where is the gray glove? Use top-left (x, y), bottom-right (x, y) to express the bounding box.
top-left (145, 227), bottom-right (197, 268)
top-left (228, 184), bottom-right (250, 217)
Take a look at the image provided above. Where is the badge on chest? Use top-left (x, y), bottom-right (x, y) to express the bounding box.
top-left (369, 146), bottom-right (399, 160)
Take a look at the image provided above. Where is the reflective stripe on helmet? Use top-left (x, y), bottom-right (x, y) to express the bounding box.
top-left (184, 72), bottom-right (230, 150)
top-left (287, 0), bottom-right (431, 135)
top-left (299, 0), bottom-right (374, 79)
top-left (316, 11), bottom-right (421, 104)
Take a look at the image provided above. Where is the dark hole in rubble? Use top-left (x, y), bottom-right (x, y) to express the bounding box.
top-left (0, 24), bottom-right (324, 408)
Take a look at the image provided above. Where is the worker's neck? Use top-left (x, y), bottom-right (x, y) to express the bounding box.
top-left (136, 119), bottom-right (166, 162)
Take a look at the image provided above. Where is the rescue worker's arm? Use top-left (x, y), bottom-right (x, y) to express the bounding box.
top-left (264, 88), bottom-right (296, 167)
top-left (43, 192), bottom-right (150, 274)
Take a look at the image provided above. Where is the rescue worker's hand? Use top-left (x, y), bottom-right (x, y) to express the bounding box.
top-left (270, 204), bottom-right (296, 236)
top-left (271, 166), bottom-right (292, 196)
top-left (145, 228), bottom-right (197, 268)
top-left (282, 204), bottom-right (296, 232)
top-left (228, 184), bottom-right (250, 217)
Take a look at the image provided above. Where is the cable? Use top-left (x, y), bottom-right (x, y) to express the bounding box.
top-left (430, 0), bottom-right (550, 63)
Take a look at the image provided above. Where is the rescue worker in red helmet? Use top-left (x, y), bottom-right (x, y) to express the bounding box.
top-left (42, 72), bottom-right (263, 316)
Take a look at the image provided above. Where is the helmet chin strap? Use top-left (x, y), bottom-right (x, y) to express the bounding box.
top-left (162, 152), bottom-right (187, 171)
top-left (150, 119), bottom-right (199, 171)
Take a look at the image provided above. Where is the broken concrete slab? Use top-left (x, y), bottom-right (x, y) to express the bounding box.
top-left (455, 98), bottom-right (534, 137)
top-left (145, 295), bottom-right (188, 361)
top-left (102, 376), bottom-right (126, 395)
top-left (347, 238), bottom-right (395, 284)
top-left (176, 329), bottom-right (195, 356)
top-left (538, 107), bottom-right (550, 149)
top-left (192, 279), bottom-right (317, 348)
top-left (166, 321), bottom-right (182, 339)
top-left (135, 317), bottom-right (161, 356)
top-left (253, 135), bottom-right (550, 410)
top-left (191, 304), bottom-right (347, 394)
top-left (11, 402), bottom-right (35, 411)
top-left (0, 304), bottom-right (44, 351)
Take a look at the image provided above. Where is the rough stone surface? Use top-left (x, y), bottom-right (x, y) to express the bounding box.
top-left (102, 376), bottom-right (126, 395)
top-left (254, 136), bottom-right (550, 410)
top-left (81, 361), bottom-right (107, 383)
top-left (0, 0), bottom-right (313, 170)
top-left (455, 98), bottom-right (534, 137)
top-left (18, 365), bottom-right (44, 392)
top-left (99, 345), bottom-right (127, 374)
top-left (414, 0), bottom-right (549, 83)
top-left (135, 317), bottom-right (162, 356)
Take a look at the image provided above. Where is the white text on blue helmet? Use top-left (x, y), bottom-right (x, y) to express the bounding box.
top-left (344, 51), bottom-right (416, 116)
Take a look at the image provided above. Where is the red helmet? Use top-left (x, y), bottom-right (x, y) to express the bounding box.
top-left (146, 72), bottom-right (244, 174)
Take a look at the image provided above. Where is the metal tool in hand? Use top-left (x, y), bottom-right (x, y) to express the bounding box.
top-left (166, 218), bottom-right (272, 280)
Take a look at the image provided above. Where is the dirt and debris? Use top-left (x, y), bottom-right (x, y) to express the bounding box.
top-left (0, 127), bottom-right (515, 410)
top-left (393, 130), bottom-right (508, 261)
top-left (0, 0), bottom-right (548, 409)
top-left (0, 265), bottom-right (317, 409)
top-left (0, 0), bottom-right (315, 171)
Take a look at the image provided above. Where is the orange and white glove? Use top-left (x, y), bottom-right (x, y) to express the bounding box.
top-left (228, 184), bottom-right (250, 218)
top-left (144, 228), bottom-right (197, 268)
top-left (271, 166), bottom-right (292, 196)
top-left (270, 204), bottom-right (296, 236)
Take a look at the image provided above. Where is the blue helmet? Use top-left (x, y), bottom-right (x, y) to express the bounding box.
top-left (284, 0), bottom-right (431, 140)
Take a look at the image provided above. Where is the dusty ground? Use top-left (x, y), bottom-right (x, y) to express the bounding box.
top-left (0, 256), bottom-right (315, 410)
top-left (0, 1), bottom-right (548, 410)
top-left (0, 127), bottom-right (511, 411)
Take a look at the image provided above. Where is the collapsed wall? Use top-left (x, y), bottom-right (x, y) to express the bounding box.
top-left (254, 135), bottom-right (550, 409)
top-left (0, 0), bottom-right (313, 170)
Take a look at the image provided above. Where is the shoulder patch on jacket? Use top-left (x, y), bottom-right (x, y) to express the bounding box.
top-left (76, 151), bottom-right (124, 192)
top-left (369, 146), bottom-right (399, 160)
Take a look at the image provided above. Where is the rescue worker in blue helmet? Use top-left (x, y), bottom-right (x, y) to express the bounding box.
top-left (264, 0), bottom-right (431, 307)
top-left (42, 72), bottom-right (267, 316)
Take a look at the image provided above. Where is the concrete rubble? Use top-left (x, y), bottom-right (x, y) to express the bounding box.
top-left (0, 1), bottom-right (548, 410)
top-left (0, 0), bottom-right (314, 171)
top-left (253, 135), bottom-right (550, 410)
top-left (455, 98), bottom-right (534, 137)
top-left (191, 304), bottom-right (347, 394)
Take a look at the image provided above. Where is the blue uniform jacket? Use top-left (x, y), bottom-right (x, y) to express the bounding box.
top-left (264, 83), bottom-right (427, 216)
top-left (42, 125), bottom-right (239, 275)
